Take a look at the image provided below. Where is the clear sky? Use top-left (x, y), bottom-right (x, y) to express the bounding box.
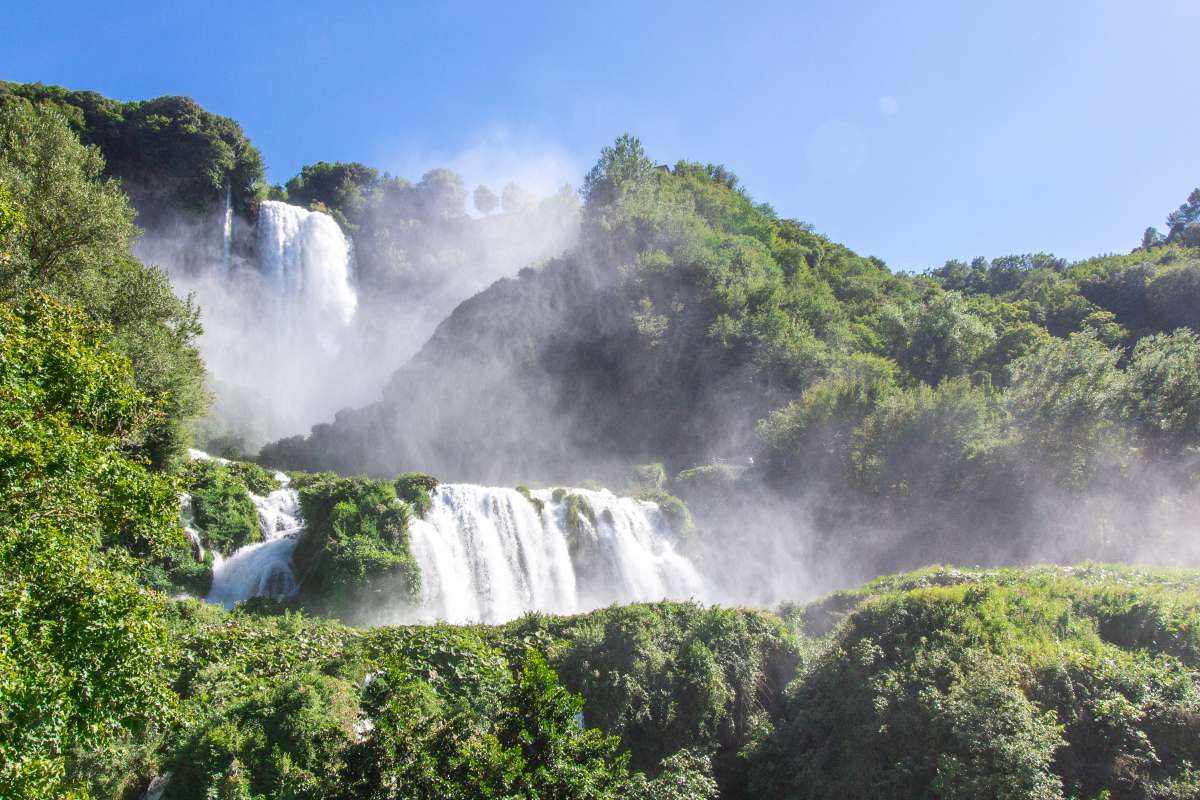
top-left (4, 0), bottom-right (1198, 271)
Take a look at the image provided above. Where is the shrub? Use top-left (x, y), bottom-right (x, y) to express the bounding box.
top-left (394, 472), bottom-right (439, 517)
top-left (516, 484), bottom-right (546, 514)
top-left (225, 460), bottom-right (281, 496)
top-left (295, 475), bottom-right (420, 618)
top-left (185, 460), bottom-right (261, 555)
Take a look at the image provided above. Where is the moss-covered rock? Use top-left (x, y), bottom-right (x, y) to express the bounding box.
top-left (394, 472), bottom-right (439, 517)
top-left (516, 484), bottom-right (545, 514)
top-left (564, 492), bottom-right (596, 537)
top-left (628, 462), bottom-right (667, 490)
top-left (185, 460), bottom-right (261, 555)
top-left (294, 474), bottom-right (421, 621)
top-left (633, 488), bottom-right (694, 538)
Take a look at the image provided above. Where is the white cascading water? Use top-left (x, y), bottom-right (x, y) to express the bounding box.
top-left (204, 473), bottom-right (304, 609)
top-left (179, 492), bottom-right (205, 562)
top-left (196, 475), bottom-right (704, 623)
top-left (406, 485), bottom-right (704, 624)
top-left (221, 183), bottom-right (233, 274)
top-left (257, 200), bottom-right (357, 331)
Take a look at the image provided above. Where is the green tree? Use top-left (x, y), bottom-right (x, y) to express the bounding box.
top-left (473, 183), bottom-right (499, 215)
top-left (0, 100), bottom-right (207, 467)
top-left (501, 181), bottom-right (534, 215)
top-left (0, 82), bottom-right (265, 217)
top-left (0, 295), bottom-right (178, 798)
top-left (880, 292), bottom-right (997, 385)
top-left (583, 134), bottom-right (654, 207)
top-left (417, 168), bottom-right (467, 220)
top-left (1123, 329), bottom-right (1200, 458)
top-left (283, 161), bottom-right (380, 229)
top-left (1145, 261), bottom-right (1200, 332)
top-left (1003, 332), bottom-right (1128, 485)
top-left (1165, 187), bottom-right (1200, 244)
top-left (1141, 226), bottom-right (1165, 250)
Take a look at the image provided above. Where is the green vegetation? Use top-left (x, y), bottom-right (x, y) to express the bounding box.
top-left (753, 566), bottom-right (1200, 799)
top-left (104, 602), bottom-right (736, 800)
top-left (516, 484), bottom-right (546, 514)
top-left (564, 491), bottom-right (597, 540)
top-left (184, 460), bottom-right (261, 555)
top-left (0, 99), bottom-right (208, 468)
top-left (224, 459), bottom-right (281, 496)
top-left (505, 602), bottom-right (800, 796)
top-left (292, 474), bottom-right (421, 620)
top-left (394, 471), bottom-right (438, 517)
top-left (40, 565), bottom-right (1200, 800)
top-left (628, 462), bottom-right (667, 490)
top-left (0, 80), bottom-right (265, 217)
top-left (631, 488), bottom-right (693, 538)
top-left (0, 295), bottom-right (179, 798)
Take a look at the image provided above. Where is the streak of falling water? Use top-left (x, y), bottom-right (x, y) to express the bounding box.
top-left (205, 470), bottom-right (303, 609)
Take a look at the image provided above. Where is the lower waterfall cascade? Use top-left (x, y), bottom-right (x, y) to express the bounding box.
top-left (408, 484), bottom-right (704, 624)
top-left (187, 449), bottom-right (304, 609)
top-left (197, 476), bottom-right (705, 623)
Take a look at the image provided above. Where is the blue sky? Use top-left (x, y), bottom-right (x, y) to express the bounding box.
top-left (4, 0), bottom-right (1198, 271)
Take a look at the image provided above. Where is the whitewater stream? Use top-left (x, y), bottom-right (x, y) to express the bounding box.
top-left (196, 475), bottom-right (703, 623)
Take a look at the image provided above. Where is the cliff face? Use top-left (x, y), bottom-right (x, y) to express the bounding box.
top-left (260, 253), bottom-right (620, 480)
top-left (258, 236), bottom-right (768, 484)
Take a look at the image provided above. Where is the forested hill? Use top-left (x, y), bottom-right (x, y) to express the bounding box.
top-left (0, 80), bottom-right (264, 221)
top-left (261, 136), bottom-right (1200, 581)
top-left (260, 141), bottom-right (908, 480)
top-left (265, 138), bottom-right (1200, 483)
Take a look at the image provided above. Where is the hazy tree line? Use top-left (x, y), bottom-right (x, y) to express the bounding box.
top-left (264, 134), bottom-right (1200, 587)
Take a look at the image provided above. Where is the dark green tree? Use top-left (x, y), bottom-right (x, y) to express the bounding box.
top-left (0, 100), bottom-right (207, 467)
top-left (0, 295), bottom-right (179, 798)
top-left (473, 183), bottom-right (499, 215)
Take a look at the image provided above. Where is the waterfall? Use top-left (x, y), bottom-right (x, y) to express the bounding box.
top-left (195, 477), bottom-right (704, 623)
top-left (221, 183), bottom-right (233, 274)
top-left (257, 200), bottom-right (357, 329)
top-left (179, 492), bottom-right (205, 561)
top-left (406, 485), bottom-right (704, 624)
top-left (205, 475), bottom-right (303, 609)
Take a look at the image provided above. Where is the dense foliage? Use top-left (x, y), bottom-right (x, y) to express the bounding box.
top-left (185, 459), bottom-right (262, 555)
top-left (0, 296), bottom-right (179, 797)
top-left (0, 100), bottom-right (208, 467)
top-left (0, 80), bottom-right (265, 217)
top-left (291, 473), bottom-right (422, 621)
top-left (755, 566), bottom-right (1200, 799)
top-left (43, 566), bottom-right (1200, 800)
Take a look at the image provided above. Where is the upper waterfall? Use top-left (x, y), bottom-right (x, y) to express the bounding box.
top-left (257, 200), bottom-right (357, 328)
top-left (149, 199), bottom-right (367, 444)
